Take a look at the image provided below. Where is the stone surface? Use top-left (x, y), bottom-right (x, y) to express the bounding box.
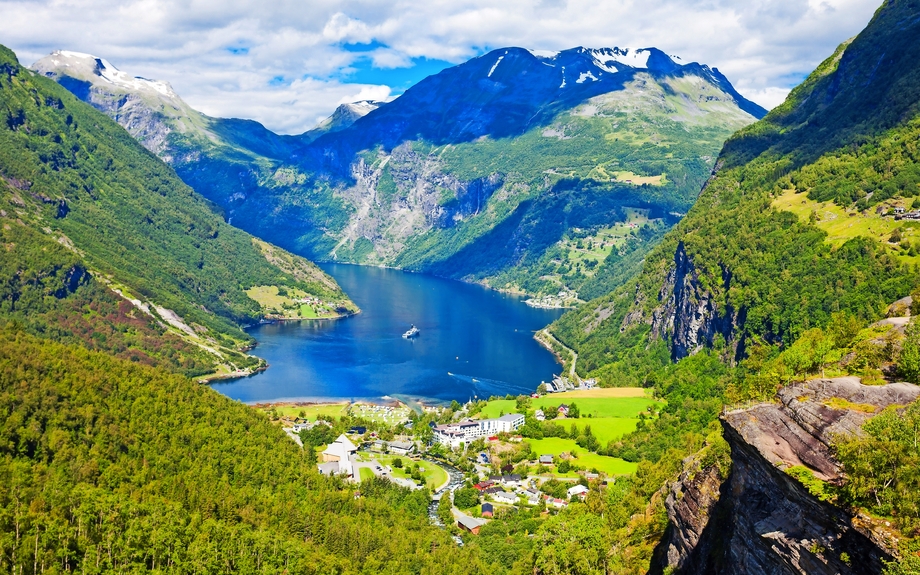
top-left (650, 241), bottom-right (740, 360)
top-left (652, 378), bottom-right (920, 575)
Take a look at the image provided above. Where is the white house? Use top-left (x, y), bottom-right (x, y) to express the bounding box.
top-left (319, 434), bottom-right (358, 477)
top-left (567, 484), bottom-right (590, 499)
top-left (433, 414), bottom-right (525, 447)
top-left (534, 409), bottom-right (545, 421)
top-left (491, 491), bottom-right (518, 505)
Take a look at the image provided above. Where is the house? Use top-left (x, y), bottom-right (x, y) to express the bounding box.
top-left (500, 474), bottom-right (522, 487)
top-left (481, 503), bottom-right (494, 518)
top-left (432, 414), bottom-right (525, 447)
top-left (491, 491), bottom-right (518, 505)
top-left (322, 435), bottom-right (357, 463)
top-left (523, 492), bottom-right (541, 506)
top-left (534, 409), bottom-right (545, 421)
top-left (457, 514), bottom-right (486, 535)
top-left (557, 404), bottom-right (569, 416)
top-left (483, 486), bottom-right (504, 495)
top-left (320, 434), bottom-right (358, 477)
top-left (547, 497), bottom-right (568, 509)
top-left (390, 441), bottom-right (415, 455)
top-left (567, 484), bottom-right (590, 499)
top-left (292, 422), bottom-right (309, 433)
top-left (474, 480), bottom-right (495, 491)
top-left (538, 454), bottom-right (554, 465)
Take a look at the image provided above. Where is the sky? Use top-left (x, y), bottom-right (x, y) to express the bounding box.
top-left (0, 0), bottom-right (882, 135)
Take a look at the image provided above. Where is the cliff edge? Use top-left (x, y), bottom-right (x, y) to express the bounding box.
top-left (653, 377), bottom-right (920, 574)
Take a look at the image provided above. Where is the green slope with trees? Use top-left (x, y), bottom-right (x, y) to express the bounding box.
top-left (531, 1), bottom-right (920, 571)
top-left (0, 45), bottom-right (355, 375)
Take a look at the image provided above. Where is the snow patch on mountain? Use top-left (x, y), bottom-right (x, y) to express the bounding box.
top-left (488, 55), bottom-right (505, 78)
top-left (590, 47), bottom-right (651, 70)
top-left (37, 50), bottom-right (178, 99)
top-left (576, 71), bottom-right (599, 84)
top-left (528, 49), bottom-right (560, 59)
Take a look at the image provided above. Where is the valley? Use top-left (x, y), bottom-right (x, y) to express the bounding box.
top-left (3, 1), bottom-right (920, 574)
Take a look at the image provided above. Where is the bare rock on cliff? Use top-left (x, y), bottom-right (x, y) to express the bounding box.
top-left (653, 377), bottom-right (920, 575)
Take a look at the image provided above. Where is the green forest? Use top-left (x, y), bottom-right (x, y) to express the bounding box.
top-left (0, 45), bottom-right (355, 375)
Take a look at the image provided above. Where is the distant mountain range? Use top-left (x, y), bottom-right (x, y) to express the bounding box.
top-left (34, 45), bottom-right (765, 300)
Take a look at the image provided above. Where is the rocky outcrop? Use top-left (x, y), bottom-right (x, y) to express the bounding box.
top-left (653, 377), bottom-right (920, 575)
top-left (650, 242), bottom-right (740, 360)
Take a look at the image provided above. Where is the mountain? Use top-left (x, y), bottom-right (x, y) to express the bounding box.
top-left (1, 45), bottom-right (356, 379)
top-left (552, 1), bottom-right (920, 375)
top-left (245, 46), bottom-right (767, 300)
top-left (301, 100), bottom-right (382, 143)
top-left (541, 0), bottom-right (920, 571)
top-left (36, 46), bottom-right (766, 301)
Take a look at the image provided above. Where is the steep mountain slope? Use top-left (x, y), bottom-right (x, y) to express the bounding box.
top-left (552, 0), bottom-right (920, 378)
top-left (249, 47), bottom-right (767, 299)
top-left (1, 45), bottom-right (355, 378)
top-left (526, 2), bottom-right (920, 572)
top-left (38, 46), bottom-right (765, 300)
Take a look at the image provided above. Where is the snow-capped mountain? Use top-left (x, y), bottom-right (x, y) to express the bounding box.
top-left (299, 45), bottom-right (766, 171)
top-left (35, 44), bottom-right (768, 299)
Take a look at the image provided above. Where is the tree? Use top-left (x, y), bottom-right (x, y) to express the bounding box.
top-left (438, 492), bottom-right (453, 525)
top-left (392, 457), bottom-right (403, 469)
top-left (453, 487), bottom-right (479, 509)
top-left (901, 320), bottom-right (920, 383)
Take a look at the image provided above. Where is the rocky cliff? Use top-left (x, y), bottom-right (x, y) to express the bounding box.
top-left (649, 241), bottom-right (742, 361)
top-left (653, 377), bottom-right (920, 575)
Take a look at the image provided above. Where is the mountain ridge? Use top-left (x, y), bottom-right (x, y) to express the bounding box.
top-left (33, 44), bottom-right (765, 300)
top-left (1, 45), bottom-right (356, 378)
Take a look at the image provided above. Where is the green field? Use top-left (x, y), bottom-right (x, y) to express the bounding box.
top-left (375, 454), bottom-right (449, 489)
top-left (773, 188), bottom-right (920, 265)
top-left (259, 402), bottom-right (349, 420)
top-left (527, 438), bottom-right (637, 476)
top-left (480, 397), bottom-right (660, 420)
top-left (557, 418), bottom-right (642, 445)
top-left (479, 400), bottom-right (518, 419)
top-left (359, 467), bottom-right (375, 482)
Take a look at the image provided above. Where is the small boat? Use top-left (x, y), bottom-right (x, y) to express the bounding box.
top-left (402, 324), bottom-right (420, 338)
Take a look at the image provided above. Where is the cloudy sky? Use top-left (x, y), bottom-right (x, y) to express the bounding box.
top-left (1, 0), bottom-right (881, 134)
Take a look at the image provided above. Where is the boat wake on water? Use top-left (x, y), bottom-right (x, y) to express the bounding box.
top-left (447, 372), bottom-right (525, 396)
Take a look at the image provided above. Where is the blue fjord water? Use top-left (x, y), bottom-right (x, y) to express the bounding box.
top-left (210, 264), bottom-right (565, 405)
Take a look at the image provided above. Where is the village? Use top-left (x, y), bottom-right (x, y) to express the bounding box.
top-left (263, 382), bottom-right (662, 538)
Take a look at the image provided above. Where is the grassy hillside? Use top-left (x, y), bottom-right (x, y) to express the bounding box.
top-left (524, 1), bottom-right (920, 570)
top-left (551, 4), bottom-right (920, 378)
top-left (0, 45), bottom-right (355, 375)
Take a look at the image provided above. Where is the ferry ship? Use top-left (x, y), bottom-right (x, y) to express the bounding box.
top-left (402, 324), bottom-right (420, 338)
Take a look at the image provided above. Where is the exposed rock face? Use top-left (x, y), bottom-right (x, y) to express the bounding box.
top-left (653, 378), bottom-right (920, 575)
top-left (650, 242), bottom-right (739, 360)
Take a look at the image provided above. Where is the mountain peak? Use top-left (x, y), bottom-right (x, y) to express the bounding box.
top-left (33, 50), bottom-right (180, 101)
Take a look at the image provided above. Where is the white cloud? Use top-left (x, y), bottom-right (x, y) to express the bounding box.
top-left (0, 0), bottom-right (883, 133)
